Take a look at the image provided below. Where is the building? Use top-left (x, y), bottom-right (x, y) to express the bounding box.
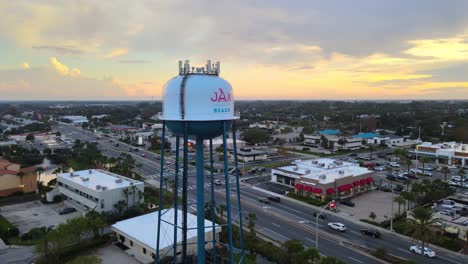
top-left (0, 159), bottom-right (37, 197)
top-left (46, 169), bottom-right (144, 213)
top-left (366, 134), bottom-right (406, 147)
top-left (303, 134), bottom-right (362, 151)
top-left (271, 158), bottom-right (374, 200)
top-left (105, 125), bottom-right (139, 136)
top-left (229, 148), bottom-right (267, 162)
top-left (415, 142), bottom-right (468, 166)
top-left (111, 209), bottom-right (221, 263)
top-left (61, 115), bottom-right (89, 125)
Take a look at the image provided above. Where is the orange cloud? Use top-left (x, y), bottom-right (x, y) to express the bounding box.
top-left (104, 48), bottom-right (129, 58)
top-left (22, 62), bottom-right (30, 69)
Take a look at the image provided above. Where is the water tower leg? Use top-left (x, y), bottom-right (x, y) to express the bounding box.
top-left (231, 122), bottom-right (245, 263)
top-left (156, 122), bottom-right (166, 263)
top-left (196, 137), bottom-right (205, 264)
top-left (222, 121), bottom-right (234, 263)
top-left (209, 139), bottom-right (217, 263)
top-left (173, 136), bottom-right (180, 264)
top-left (182, 123), bottom-right (189, 262)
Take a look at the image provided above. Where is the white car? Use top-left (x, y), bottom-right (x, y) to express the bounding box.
top-left (328, 222), bottom-right (346, 232)
top-left (374, 166), bottom-right (386, 171)
top-left (422, 171), bottom-right (432, 176)
top-left (389, 162), bottom-right (400, 168)
top-left (410, 245), bottom-right (436, 258)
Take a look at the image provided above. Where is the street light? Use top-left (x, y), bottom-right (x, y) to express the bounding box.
top-left (315, 200), bottom-right (334, 250)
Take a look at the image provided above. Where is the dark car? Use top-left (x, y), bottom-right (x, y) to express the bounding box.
top-left (312, 212), bottom-right (327, 219)
top-left (59, 207), bottom-right (76, 215)
top-left (385, 174), bottom-right (397, 181)
top-left (340, 200), bottom-right (355, 207)
top-left (348, 153), bottom-right (358, 157)
top-left (377, 185), bottom-right (392, 192)
top-left (267, 196), bottom-right (281, 203)
top-left (258, 198), bottom-right (270, 204)
top-left (360, 228), bottom-right (381, 238)
top-left (407, 173), bottom-right (418, 179)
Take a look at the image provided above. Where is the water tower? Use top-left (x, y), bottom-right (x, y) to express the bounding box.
top-left (156, 60), bottom-right (245, 263)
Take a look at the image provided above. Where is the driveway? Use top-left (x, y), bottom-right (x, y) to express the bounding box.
top-left (0, 201), bottom-right (82, 234)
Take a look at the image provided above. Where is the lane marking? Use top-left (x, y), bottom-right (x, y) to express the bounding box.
top-left (305, 237), bottom-right (317, 244)
top-left (397, 248), bottom-right (411, 255)
top-left (348, 257), bottom-right (363, 263)
top-left (271, 223), bottom-right (280, 228)
top-left (261, 228), bottom-right (289, 241)
top-left (350, 230), bottom-right (361, 235)
top-left (438, 256), bottom-right (462, 264)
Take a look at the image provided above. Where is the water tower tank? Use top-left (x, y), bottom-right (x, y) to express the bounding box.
top-left (159, 60), bottom-right (239, 139)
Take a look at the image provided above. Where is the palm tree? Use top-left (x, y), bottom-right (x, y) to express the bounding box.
top-left (122, 188), bottom-right (129, 211)
top-left (408, 207), bottom-right (439, 254)
top-left (458, 168), bottom-right (466, 184)
top-left (246, 212), bottom-right (257, 236)
top-left (217, 204), bottom-right (226, 224)
top-left (419, 157), bottom-right (431, 172)
top-left (441, 166), bottom-right (450, 182)
top-left (137, 190), bottom-right (143, 205)
top-left (16, 171), bottom-right (25, 187)
top-left (35, 166), bottom-right (45, 183)
top-left (394, 195), bottom-right (405, 215)
top-left (131, 185), bottom-right (137, 208)
top-left (405, 159), bottom-right (412, 173)
top-left (368, 145), bottom-right (375, 159)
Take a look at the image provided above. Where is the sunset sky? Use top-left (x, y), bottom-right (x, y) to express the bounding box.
top-left (1, 0), bottom-right (468, 100)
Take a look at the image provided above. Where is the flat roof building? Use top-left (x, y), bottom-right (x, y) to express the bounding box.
top-left (47, 169), bottom-right (144, 213)
top-left (111, 209), bottom-right (221, 263)
top-left (272, 158), bottom-right (374, 200)
top-left (229, 148), bottom-right (267, 162)
top-left (416, 142), bottom-right (468, 166)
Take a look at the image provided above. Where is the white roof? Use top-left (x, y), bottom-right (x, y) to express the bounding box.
top-left (418, 141), bottom-right (468, 153)
top-left (276, 158), bottom-right (371, 184)
top-left (111, 209), bottom-right (219, 251)
top-left (58, 169), bottom-right (142, 191)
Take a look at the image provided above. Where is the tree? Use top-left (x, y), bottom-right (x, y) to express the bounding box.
top-left (35, 166), bottom-right (45, 184)
top-left (405, 159), bottom-right (412, 172)
top-left (441, 166), bottom-right (450, 182)
top-left (16, 171), bottom-right (25, 186)
top-left (408, 207), bottom-right (439, 255)
top-left (217, 205), bottom-right (226, 224)
top-left (368, 145), bottom-right (375, 159)
top-left (283, 240), bottom-right (304, 261)
top-left (131, 185), bottom-right (137, 207)
top-left (419, 157), bottom-right (431, 171)
top-left (242, 128), bottom-right (270, 145)
top-left (66, 256), bottom-right (101, 264)
top-left (458, 168), bottom-right (466, 183)
top-left (319, 256), bottom-right (346, 264)
top-left (369, 212), bottom-right (376, 221)
top-left (26, 134), bottom-right (35, 141)
top-left (114, 200), bottom-right (126, 215)
top-left (246, 212), bottom-right (257, 236)
top-left (122, 188), bottom-right (129, 211)
top-left (394, 195), bottom-right (405, 215)
top-left (294, 248), bottom-right (320, 264)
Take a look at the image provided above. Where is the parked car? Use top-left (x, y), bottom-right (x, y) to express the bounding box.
top-left (328, 222), bottom-right (346, 232)
top-left (258, 198), bottom-right (270, 204)
top-left (389, 162), bottom-right (400, 168)
top-left (385, 174), bottom-right (397, 181)
top-left (59, 207), bottom-right (76, 215)
top-left (140, 153), bottom-right (146, 157)
top-left (360, 228), bottom-right (381, 238)
top-left (374, 166), bottom-right (386, 171)
top-left (154, 155), bottom-right (161, 160)
top-left (376, 185), bottom-right (391, 192)
top-left (257, 167), bottom-right (266, 172)
top-left (249, 168), bottom-right (257, 174)
top-left (422, 171), bottom-right (432, 177)
top-left (267, 196), bottom-right (281, 202)
top-left (409, 245), bottom-right (436, 258)
top-left (406, 173), bottom-right (418, 179)
top-left (214, 180), bottom-right (222, 186)
top-left (340, 200), bottom-right (355, 207)
top-left (348, 153), bottom-right (358, 157)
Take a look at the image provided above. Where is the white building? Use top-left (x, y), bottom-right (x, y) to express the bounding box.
top-left (61, 115), bottom-right (89, 125)
top-left (303, 134), bottom-right (362, 151)
top-left (271, 158), bottom-right (374, 200)
top-left (367, 134), bottom-right (405, 146)
top-left (415, 142), bottom-right (468, 166)
top-left (47, 169), bottom-right (144, 213)
top-left (111, 209), bottom-right (221, 263)
top-left (230, 148), bottom-right (267, 162)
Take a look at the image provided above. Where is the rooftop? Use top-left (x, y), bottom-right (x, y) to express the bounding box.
top-left (352, 132), bottom-right (379, 139)
top-left (316, 129), bottom-right (341, 135)
top-left (275, 158), bottom-right (371, 184)
top-left (111, 209), bottom-right (219, 251)
top-left (417, 142), bottom-right (468, 153)
top-left (58, 169), bottom-right (142, 191)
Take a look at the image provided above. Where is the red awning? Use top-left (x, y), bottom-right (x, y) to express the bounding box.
top-left (360, 179), bottom-right (368, 185)
top-left (295, 183), bottom-right (304, 190)
top-left (312, 188), bottom-right (322, 194)
top-left (303, 186), bottom-right (313, 192)
top-left (367, 177), bottom-right (374, 183)
top-left (353, 181), bottom-right (361, 186)
top-left (338, 184), bottom-right (353, 192)
top-left (326, 188), bottom-right (335, 194)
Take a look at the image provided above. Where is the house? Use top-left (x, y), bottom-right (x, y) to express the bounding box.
top-left (111, 209), bottom-right (221, 263)
top-left (0, 159), bottom-right (37, 197)
top-left (46, 169), bottom-right (144, 213)
top-left (271, 158), bottom-right (374, 200)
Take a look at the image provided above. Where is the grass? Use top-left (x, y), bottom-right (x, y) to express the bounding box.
top-left (0, 215), bottom-right (15, 230)
top-left (287, 192), bottom-right (327, 206)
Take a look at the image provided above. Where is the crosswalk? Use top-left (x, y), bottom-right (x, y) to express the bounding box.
top-left (176, 178), bottom-right (237, 193)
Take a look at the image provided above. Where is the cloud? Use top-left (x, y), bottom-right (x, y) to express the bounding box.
top-left (22, 62), bottom-right (30, 69)
top-left (32, 45), bottom-right (84, 54)
top-left (104, 48), bottom-right (128, 58)
top-left (49, 57), bottom-right (69, 75)
top-left (118, 59), bottom-right (151, 64)
top-left (404, 33), bottom-right (468, 60)
top-left (126, 24), bottom-right (144, 36)
top-left (70, 68), bottom-right (81, 77)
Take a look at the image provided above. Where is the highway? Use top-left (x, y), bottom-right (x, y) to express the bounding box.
top-left (56, 124), bottom-right (468, 264)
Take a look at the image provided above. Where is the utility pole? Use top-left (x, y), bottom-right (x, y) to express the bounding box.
top-left (316, 200), bottom-right (333, 249)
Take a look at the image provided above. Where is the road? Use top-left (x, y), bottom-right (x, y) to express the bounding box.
top-left (56, 124), bottom-right (467, 264)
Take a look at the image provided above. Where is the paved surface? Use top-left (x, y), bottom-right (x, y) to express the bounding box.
top-left (0, 246), bottom-right (37, 264)
top-left (338, 191), bottom-right (400, 222)
top-left (0, 201), bottom-right (81, 234)
top-left (91, 243), bottom-right (139, 264)
top-left (57, 124), bottom-right (468, 264)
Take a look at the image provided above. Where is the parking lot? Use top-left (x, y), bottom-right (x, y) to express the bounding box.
top-left (337, 191), bottom-right (400, 222)
top-left (0, 201), bottom-right (81, 234)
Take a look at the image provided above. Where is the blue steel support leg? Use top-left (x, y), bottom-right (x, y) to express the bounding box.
top-left (222, 121), bottom-right (234, 263)
top-left (209, 139), bottom-right (217, 264)
top-left (173, 136), bottom-right (180, 264)
top-left (182, 122), bottom-right (188, 263)
top-left (195, 137), bottom-right (205, 264)
top-left (232, 122), bottom-right (245, 263)
top-left (156, 121), bottom-right (166, 263)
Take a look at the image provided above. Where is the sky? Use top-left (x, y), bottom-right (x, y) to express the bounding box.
top-left (1, 0), bottom-right (468, 100)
